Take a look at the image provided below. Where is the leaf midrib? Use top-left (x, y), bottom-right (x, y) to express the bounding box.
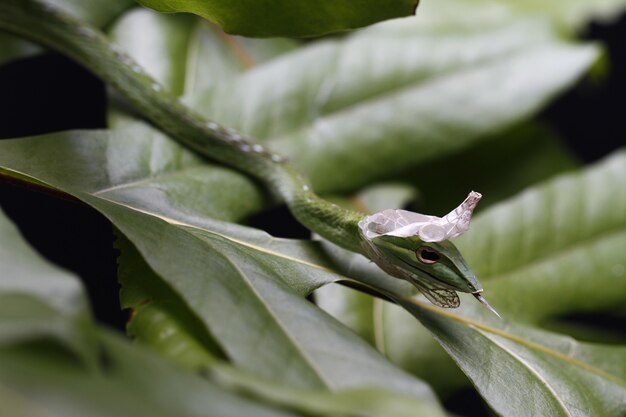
top-left (401, 296), bottom-right (626, 388)
top-left (91, 164), bottom-right (207, 196)
top-left (479, 331), bottom-right (572, 416)
top-left (197, 236), bottom-right (331, 388)
top-left (89, 195), bottom-right (335, 388)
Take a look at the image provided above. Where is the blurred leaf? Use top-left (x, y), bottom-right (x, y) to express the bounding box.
top-left (0, 208), bottom-right (235, 416)
top-left (456, 150), bottom-right (626, 322)
top-left (135, 0), bottom-right (418, 37)
top-left (0, 131), bottom-right (442, 406)
top-left (206, 364), bottom-right (448, 417)
top-left (107, 8), bottom-right (297, 127)
top-left (189, 17), bottom-right (597, 192)
top-left (471, 0), bottom-right (626, 31)
top-left (408, 122), bottom-right (580, 214)
top-left (0, 206), bottom-right (96, 363)
top-left (0, 332), bottom-right (301, 417)
top-left (0, 33), bottom-right (41, 67)
top-left (0, 0), bottom-right (135, 67)
top-left (104, 6), bottom-right (597, 194)
top-left (46, 0), bottom-right (135, 27)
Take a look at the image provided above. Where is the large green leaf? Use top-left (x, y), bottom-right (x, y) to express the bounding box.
top-left (0, 206), bottom-right (445, 417)
top-left (104, 8), bottom-right (584, 218)
top-left (317, 150), bottom-right (626, 414)
top-left (0, 333), bottom-right (303, 417)
top-left (135, 0), bottom-right (418, 37)
top-left (0, 207), bottom-right (294, 417)
top-left (117, 235), bottom-right (448, 417)
top-left (0, 130), bottom-right (442, 407)
top-left (472, 0), bottom-right (626, 31)
top-left (400, 298), bottom-right (626, 417)
top-left (189, 16), bottom-right (596, 192)
top-left (0, 126), bottom-right (265, 222)
top-left (456, 150), bottom-right (626, 323)
top-left (101, 5), bottom-right (598, 194)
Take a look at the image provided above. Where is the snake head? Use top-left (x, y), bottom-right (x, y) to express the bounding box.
top-left (369, 234), bottom-right (481, 293)
top-left (359, 191), bottom-right (499, 316)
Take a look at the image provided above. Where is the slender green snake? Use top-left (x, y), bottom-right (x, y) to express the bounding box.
top-left (0, 0), bottom-right (498, 315)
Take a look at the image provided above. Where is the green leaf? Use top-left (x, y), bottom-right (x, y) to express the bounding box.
top-left (0, 125), bottom-right (266, 223)
top-left (456, 150), bottom-right (626, 323)
top-left (0, 130), bottom-right (442, 407)
top-left (135, 0), bottom-right (418, 37)
top-left (47, 0), bottom-right (135, 27)
top-left (316, 185), bottom-right (466, 395)
top-left (206, 364), bottom-right (449, 417)
top-left (0, 212), bottom-right (215, 416)
top-left (0, 205), bottom-right (97, 363)
top-left (107, 7), bottom-right (297, 127)
top-left (116, 232), bottom-right (448, 417)
top-left (462, 0), bottom-right (626, 31)
top-left (0, 33), bottom-right (41, 67)
top-left (0, 0), bottom-right (134, 68)
top-left (105, 6), bottom-right (595, 194)
top-left (117, 232), bottom-right (225, 368)
top-left (317, 151), bottom-right (626, 413)
top-left (399, 297), bottom-right (626, 417)
top-left (407, 122), bottom-right (580, 213)
top-left (0, 332), bottom-right (301, 417)
top-left (189, 16), bottom-right (597, 192)
top-left (0, 206), bottom-right (442, 417)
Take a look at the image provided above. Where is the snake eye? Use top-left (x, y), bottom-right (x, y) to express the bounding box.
top-left (416, 247), bottom-right (440, 264)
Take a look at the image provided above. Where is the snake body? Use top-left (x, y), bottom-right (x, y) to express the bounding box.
top-left (0, 0), bottom-right (365, 253)
top-left (0, 0), bottom-right (499, 313)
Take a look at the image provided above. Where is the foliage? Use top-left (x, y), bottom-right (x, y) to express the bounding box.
top-left (135, 0), bottom-right (419, 37)
top-left (1, 0), bottom-right (625, 416)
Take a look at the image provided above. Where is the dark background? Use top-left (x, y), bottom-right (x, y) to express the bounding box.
top-left (0, 13), bottom-right (624, 417)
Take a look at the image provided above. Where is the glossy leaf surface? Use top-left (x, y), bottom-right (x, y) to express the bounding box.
top-left (317, 151), bottom-right (626, 414)
top-left (135, 0), bottom-right (418, 37)
top-left (0, 208), bottom-right (446, 417)
top-left (0, 130), bottom-right (441, 406)
top-left (0, 207), bottom-right (290, 417)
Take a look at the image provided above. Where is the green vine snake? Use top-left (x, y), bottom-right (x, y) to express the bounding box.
top-left (0, 0), bottom-right (499, 316)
